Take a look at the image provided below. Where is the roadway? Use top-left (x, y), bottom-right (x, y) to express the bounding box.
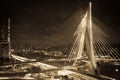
top-left (11, 54), bottom-right (98, 80)
top-left (1, 54), bottom-right (117, 79)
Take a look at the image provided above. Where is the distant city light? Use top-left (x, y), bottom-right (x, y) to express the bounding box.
top-left (115, 68), bottom-right (119, 72)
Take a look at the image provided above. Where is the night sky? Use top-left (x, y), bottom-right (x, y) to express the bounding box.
top-left (0, 0), bottom-right (120, 45)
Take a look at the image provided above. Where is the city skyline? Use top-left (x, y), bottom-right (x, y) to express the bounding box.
top-left (0, 0), bottom-right (120, 45)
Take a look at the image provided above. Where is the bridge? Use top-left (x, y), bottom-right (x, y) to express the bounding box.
top-left (0, 2), bottom-right (120, 80)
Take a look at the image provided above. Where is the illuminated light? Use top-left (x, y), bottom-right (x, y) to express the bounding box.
top-left (0, 77), bottom-right (34, 79)
top-left (115, 69), bottom-right (119, 72)
top-left (24, 73), bottom-right (31, 77)
top-left (58, 70), bottom-right (73, 75)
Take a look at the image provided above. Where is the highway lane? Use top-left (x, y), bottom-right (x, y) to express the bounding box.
top-left (11, 54), bottom-right (98, 80)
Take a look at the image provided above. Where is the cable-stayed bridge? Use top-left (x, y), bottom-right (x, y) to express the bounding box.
top-left (0, 2), bottom-right (120, 80)
top-left (68, 2), bottom-right (120, 74)
top-left (63, 3), bottom-right (120, 78)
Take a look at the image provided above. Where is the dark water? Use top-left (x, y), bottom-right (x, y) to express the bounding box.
top-left (98, 61), bottom-right (120, 79)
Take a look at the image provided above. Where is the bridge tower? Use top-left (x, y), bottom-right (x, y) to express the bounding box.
top-left (84, 2), bottom-right (98, 74)
top-left (0, 18), bottom-right (11, 62)
top-left (69, 2), bottom-right (99, 75)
